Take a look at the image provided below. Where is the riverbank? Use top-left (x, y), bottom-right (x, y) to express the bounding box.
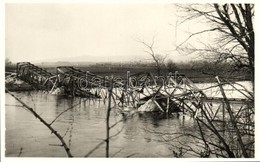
top-left (6, 62), bottom-right (251, 84)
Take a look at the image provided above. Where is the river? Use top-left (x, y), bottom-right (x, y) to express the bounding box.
top-left (5, 90), bottom-right (201, 157)
top-left (5, 81), bottom-right (253, 157)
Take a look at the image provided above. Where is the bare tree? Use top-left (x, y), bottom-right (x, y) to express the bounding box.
top-left (5, 58), bottom-right (12, 66)
top-left (138, 37), bottom-right (168, 76)
top-left (144, 77), bottom-right (254, 158)
top-left (166, 59), bottom-right (178, 73)
top-left (175, 4), bottom-right (254, 82)
top-left (5, 58), bottom-right (15, 71)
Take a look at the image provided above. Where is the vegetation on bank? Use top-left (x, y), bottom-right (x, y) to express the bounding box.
top-left (5, 59), bottom-right (251, 84)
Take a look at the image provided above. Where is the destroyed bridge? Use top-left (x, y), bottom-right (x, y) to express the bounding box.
top-left (14, 62), bottom-right (252, 116)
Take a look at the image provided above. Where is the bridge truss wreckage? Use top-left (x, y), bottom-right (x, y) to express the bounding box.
top-left (15, 62), bottom-right (253, 116)
top-left (16, 62), bottom-right (56, 90)
top-left (13, 62), bottom-right (254, 157)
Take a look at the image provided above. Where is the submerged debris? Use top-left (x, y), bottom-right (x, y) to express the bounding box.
top-left (138, 94), bottom-right (182, 113)
top-left (5, 72), bottom-right (34, 91)
top-left (50, 86), bottom-right (65, 95)
top-left (7, 62), bottom-right (253, 119)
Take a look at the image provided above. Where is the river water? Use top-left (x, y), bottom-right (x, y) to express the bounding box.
top-left (5, 81), bottom-right (253, 157)
top-left (5, 91), bottom-right (199, 157)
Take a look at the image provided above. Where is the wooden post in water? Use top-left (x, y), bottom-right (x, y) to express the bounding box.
top-left (166, 97), bottom-right (169, 114)
top-left (175, 71), bottom-right (178, 82)
top-left (222, 100), bottom-right (225, 136)
top-left (165, 97), bottom-right (169, 118)
top-left (106, 77), bottom-right (113, 158)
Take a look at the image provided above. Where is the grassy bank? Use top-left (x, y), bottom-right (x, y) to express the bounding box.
top-left (6, 62), bottom-right (251, 84)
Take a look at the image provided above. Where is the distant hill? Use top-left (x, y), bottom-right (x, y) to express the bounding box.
top-left (33, 54), bottom-right (150, 65)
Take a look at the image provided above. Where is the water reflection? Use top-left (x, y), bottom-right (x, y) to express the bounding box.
top-left (5, 91), bottom-right (195, 157)
top-left (6, 91), bottom-right (247, 157)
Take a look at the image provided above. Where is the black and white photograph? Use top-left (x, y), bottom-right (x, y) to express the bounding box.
top-left (1, 1), bottom-right (258, 160)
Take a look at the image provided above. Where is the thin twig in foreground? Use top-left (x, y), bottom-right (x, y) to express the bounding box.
top-left (6, 88), bottom-right (73, 157)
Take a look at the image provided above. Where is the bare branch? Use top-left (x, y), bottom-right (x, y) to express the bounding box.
top-left (49, 99), bottom-right (85, 126)
top-left (6, 88), bottom-right (73, 157)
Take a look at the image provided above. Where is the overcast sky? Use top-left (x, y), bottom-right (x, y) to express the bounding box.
top-left (6, 3), bottom-right (197, 63)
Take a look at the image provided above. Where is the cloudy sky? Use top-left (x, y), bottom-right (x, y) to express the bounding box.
top-left (6, 3), bottom-right (198, 63)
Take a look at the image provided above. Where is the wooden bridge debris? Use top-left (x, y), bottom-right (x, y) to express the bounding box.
top-left (16, 62), bottom-right (56, 90)
top-left (12, 62), bottom-right (252, 116)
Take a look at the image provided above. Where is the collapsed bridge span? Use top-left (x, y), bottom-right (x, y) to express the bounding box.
top-left (13, 62), bottom-right (252, 116)
top-left (16, 62), bottom-right (56, 90)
